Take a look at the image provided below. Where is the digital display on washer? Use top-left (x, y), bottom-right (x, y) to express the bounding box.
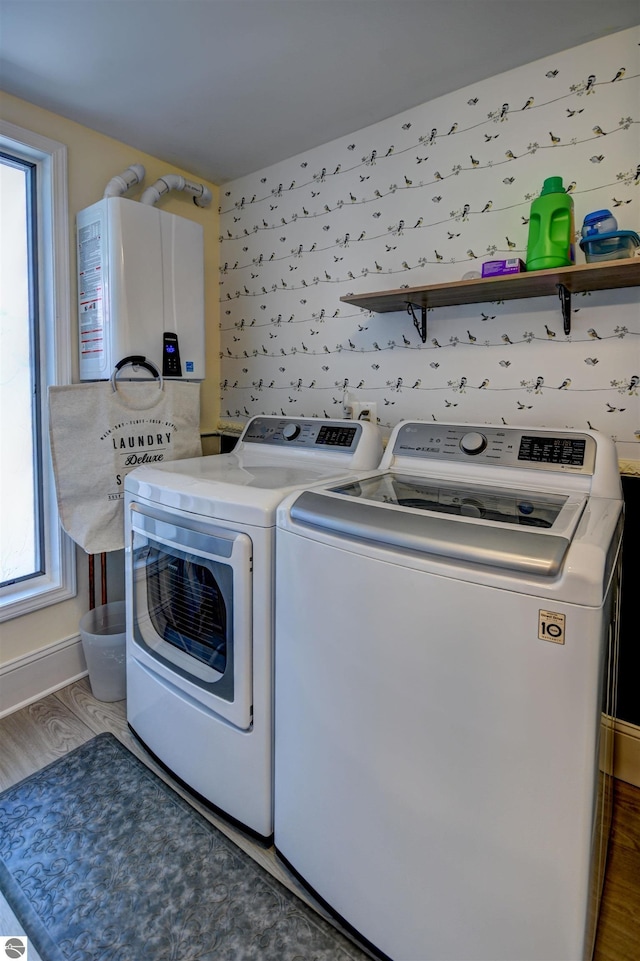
top-left (518, 435), bottom-right (586, 467)
top-left (315, 425), bottom-right (358, 448)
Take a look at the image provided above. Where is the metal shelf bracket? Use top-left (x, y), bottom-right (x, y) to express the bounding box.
top-left (405, 285), bottom-right (573, 340)
top-left (406, 302), bottom-right (427, 343)
top-left (556, 283), bottom-right (571, 335)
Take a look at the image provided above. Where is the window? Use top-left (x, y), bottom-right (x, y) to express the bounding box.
top-left (0, 121), bottom-right (75, 620)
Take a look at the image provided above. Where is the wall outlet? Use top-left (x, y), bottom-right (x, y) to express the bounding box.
top-left (346, 399), bottom-right (378, 424)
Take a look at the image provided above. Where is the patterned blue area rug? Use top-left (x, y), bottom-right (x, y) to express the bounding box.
top-left (0, 733), bottom-right (371, 961)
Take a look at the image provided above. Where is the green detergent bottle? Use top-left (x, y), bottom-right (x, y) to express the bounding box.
top-left (525, 176), bottom-right (575, 271)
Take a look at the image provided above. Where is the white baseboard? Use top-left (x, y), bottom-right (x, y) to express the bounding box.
top-left (0, 634), bottom-right (88, 718)
top-left (614, 719), bottom-right (640, 788)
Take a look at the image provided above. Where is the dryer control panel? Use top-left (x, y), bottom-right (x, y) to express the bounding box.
top-left (243, 417), bottom-right (363, 450)
top-left (391, 423), bottom-right (596, 474)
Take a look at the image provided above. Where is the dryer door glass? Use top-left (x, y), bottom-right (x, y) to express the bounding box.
top-left (128, 506), bottom-right (253, 729)
top-left (145, 546), bottom-right (229, 676)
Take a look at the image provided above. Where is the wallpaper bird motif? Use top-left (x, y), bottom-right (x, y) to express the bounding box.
top-left (219, 27), bottom-right (639, 461)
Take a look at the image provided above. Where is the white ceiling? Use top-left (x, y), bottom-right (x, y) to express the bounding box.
top-left (1, 1), bottom-right (638, 184)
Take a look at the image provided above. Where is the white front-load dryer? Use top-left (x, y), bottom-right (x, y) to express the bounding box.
top-left (124, 416), bottom-right (381, 841)
top-left (274, 421), bottom-right (623, 960)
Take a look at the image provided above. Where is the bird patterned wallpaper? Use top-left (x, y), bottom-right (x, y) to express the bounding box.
top-left (218, 27), bottom-right (639, 462)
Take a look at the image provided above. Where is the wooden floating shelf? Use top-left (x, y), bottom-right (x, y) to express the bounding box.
top-left (339, 258), bottom-right (640, 314)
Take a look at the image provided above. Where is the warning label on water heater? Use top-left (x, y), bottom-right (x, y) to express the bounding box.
top-left (78, 218), bottom-right (105, 362)
top-left (538, 610), bottom-right (566, 644)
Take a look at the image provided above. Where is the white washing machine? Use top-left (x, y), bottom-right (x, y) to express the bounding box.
top-left (274, 421), bottom-right (623, 961)
top-left (124, 416), bottom-right (381, 841)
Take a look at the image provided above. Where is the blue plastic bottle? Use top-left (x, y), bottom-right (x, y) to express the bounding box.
top-left (525, 176), bottom-right (575, 271)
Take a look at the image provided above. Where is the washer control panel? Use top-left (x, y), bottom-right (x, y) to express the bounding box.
top-left (242, 416), bottom-right (363, 450)
top-left (392, 423), bottom-right (596, 474)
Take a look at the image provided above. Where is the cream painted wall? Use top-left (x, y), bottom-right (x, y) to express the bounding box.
top-left (0, 92), bottom-right (220, 665)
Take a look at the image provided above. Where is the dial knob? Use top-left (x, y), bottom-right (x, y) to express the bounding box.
top-left (282, 423), bottom-right (301, 441)
top-left (459, 431), bottom-right (487, 455)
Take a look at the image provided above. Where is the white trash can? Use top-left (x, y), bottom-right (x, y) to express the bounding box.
top-left (79, 601), bottom-right (126, 701)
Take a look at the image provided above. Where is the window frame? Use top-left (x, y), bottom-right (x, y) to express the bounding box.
top-left (0, 120), bottom-right (76, 620)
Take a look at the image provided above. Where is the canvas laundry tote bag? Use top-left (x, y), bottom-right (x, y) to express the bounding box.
top-left (49, 375), bottom-right (201, 554)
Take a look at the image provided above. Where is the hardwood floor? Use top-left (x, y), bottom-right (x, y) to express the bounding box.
top-left (1, 679), bottom-right (639, 961)
top-left (594, 776), bottom-right (640, 961)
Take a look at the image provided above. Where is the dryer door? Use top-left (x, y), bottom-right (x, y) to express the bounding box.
top-left (128, 504), bottom-right (252, 730)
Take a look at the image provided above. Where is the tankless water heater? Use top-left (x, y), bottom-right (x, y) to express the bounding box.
top-left (77, 197), bottom-right (205, 381)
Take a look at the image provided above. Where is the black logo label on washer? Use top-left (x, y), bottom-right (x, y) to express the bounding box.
top-left (538, 610), bottom-right (566, 644)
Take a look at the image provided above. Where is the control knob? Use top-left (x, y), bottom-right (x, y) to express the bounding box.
top-left (282, 423), bottom-right (301, 441)
top-left (459, 431), bottom-right (487, 455)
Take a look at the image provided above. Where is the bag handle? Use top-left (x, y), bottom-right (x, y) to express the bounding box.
top-left (111, 356), bottom-right (163, 392)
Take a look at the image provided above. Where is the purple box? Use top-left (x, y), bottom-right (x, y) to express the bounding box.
top-left (481, 258), bottom-right (525, 278)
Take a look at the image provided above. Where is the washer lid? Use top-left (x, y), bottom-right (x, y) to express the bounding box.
top-left (288, 477), bottom-right (588, 577)
top-left (329, 474), bottom-right (570, 528)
